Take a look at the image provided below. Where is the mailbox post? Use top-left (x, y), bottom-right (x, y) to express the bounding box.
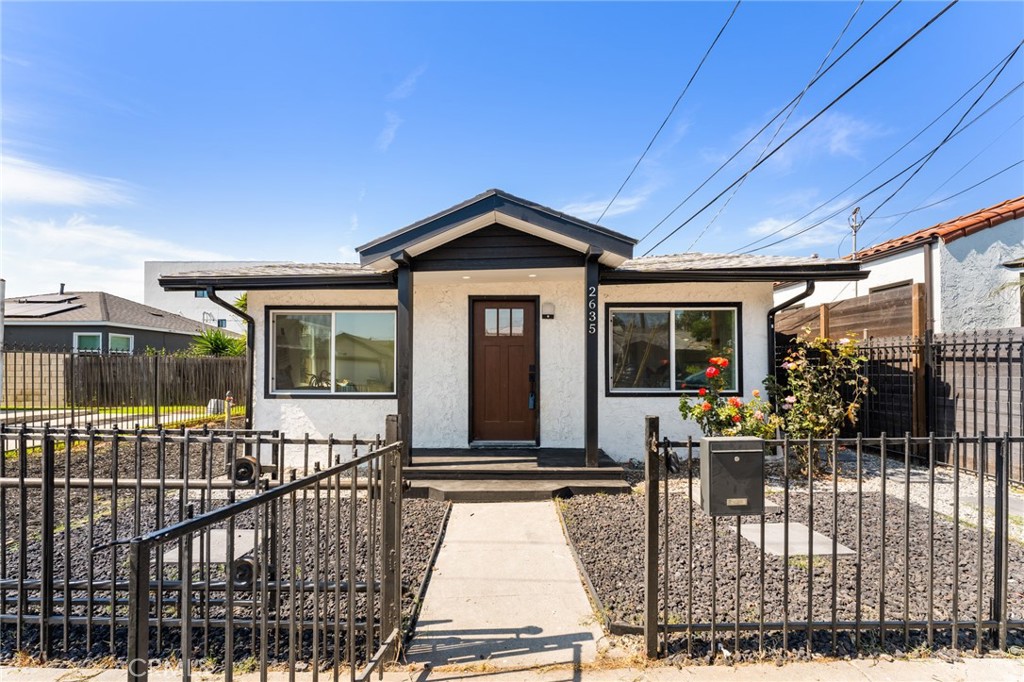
top-left (700, 437), bottom-right (765, 516)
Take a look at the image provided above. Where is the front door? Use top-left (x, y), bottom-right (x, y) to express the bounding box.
top-left (471, 299), bottom-right (538, 443)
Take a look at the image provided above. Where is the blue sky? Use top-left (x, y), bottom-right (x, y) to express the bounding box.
top-left (2, 1), bottom-right (1022, 301)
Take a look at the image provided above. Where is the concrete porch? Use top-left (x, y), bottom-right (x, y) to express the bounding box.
top-left (404, 448), bottom-right (631, 502)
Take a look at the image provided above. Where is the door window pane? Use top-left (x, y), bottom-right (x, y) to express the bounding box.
top-left (510, 308), bottom-right (524, 336)
top-left (675, 309), bottom-right (737, 391)
top-left (334, 312), bottom-right (396, 393)
top-left (609, 311), bottom-right (670, 390)
top-left (498, 308), bottom-right (511, 336)
top-left (273, 314), bottom-right (331, 391)
top-left (485, 308), bottom-right (498, 336)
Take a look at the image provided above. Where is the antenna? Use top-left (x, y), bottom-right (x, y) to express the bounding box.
top-left (849, 207), bottom-right (863, 297)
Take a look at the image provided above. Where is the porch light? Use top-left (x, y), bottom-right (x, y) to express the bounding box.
top-left (542, 302), bottom-right (555, 319)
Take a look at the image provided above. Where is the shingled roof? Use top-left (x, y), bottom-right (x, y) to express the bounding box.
top-left (4, 291), bottom-right (208, 335)
top-left (855, 195), bottom-right (1024, 260)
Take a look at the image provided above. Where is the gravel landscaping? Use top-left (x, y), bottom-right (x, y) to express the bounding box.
top-left (0, 432), bottom-right (449, 667)
top-left (561, 454), bottom-right (1024, 661)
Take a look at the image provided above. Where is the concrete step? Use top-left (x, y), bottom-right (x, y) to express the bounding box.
top-left (404, 466), bottom-right (625, 481)
top-left (405, 478), bottom-right (632, 503)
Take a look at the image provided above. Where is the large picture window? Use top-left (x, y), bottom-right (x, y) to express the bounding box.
top-left (270, 310), bottom-right (396, 395)
top-left (608, 305), bottom-right (739, 394)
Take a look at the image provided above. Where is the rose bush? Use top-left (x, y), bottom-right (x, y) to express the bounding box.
top-left (679, 356), bottom-right (779, 438)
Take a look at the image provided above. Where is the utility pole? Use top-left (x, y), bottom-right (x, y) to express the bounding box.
top-left (849, 207), bottom-right (863, 297)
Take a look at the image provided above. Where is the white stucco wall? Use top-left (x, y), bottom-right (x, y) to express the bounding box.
top-left (248, 276), bottom-right (777, 464)
top-left (773, 249), bottom-right (928, 308)
top-left (938, 217), bottom-right (1023, 333)
top-left (145, 261), bottom-right (281, 334)
top-left (598, 281), bottom-right (775, 461)
top-left (248, 288), bottom-right (399, 467)
top-left (412, 270), bottom-right (585, 448)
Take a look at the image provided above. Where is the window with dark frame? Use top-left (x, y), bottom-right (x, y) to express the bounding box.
top-left (270, 310), bottom-right (397, 395)
top-left (608, 306), bottom-right (739, 394)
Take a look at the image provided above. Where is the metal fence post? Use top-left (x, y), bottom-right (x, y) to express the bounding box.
top-left (152, 354), bottom-right (160, 427)
top-left (380, 441), bottom-right (402, 661)
top-left (127, 539), bottom-right (151, 682)
top-left (644, 415), bottom-right (660, 658)
top-left (40, 431), bottom-right (55, 660)
top-left (993, 434), bottom-right (1009, 649)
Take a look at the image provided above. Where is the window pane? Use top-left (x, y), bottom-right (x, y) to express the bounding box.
top-left (109, 335), bottom-right (133, 353)
top-left (485, 308), bottom-right (498, 336)
top-left (675, 309), bottom-right (737, 391)
top-left (273, 314), bottom-right (331, 391)
top-left (610, 311), bottom-right (670, 390)
top-left (76, 334), bottom-right (101, 352)
top-left (510, 308), bottom-right (524, 336)
top-left (334, 311), bottom-right (396, 393)
top-left (498, 308), bottom-right (511, 336)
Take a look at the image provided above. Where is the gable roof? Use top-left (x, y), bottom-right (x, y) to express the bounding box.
top-left (355, 188), bottom-right (637, 268)
top-left (4, 291), bottom-right (209, 335)
top-left (856, 195), bottom-right (1024, 260)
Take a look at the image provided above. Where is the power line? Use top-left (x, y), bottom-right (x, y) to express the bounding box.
top-left (728, 61), bottom-right (1023, 255)
top-left (735, 86), bottom-right (1022, 256)
top-left (595, 1), bottom-right (741, 225)
top-left (634, 0), bottom-right (904, 246)
top-left (858, 39), bottom-right (1023, 226)
top-left (641, 0), bottom-right (959, 257)
top-left (683, 0), bottom-right (865, 253)
top-left (837, 156), bottom-right (1022, 255)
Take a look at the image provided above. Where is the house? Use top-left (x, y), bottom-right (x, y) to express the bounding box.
top-left (3, 288), bottom-right (212, 354)
top-left (144, 261), bottom-right (283, 334)
top-left (774, 196), bottom-right (1024, 334)
top-left (159, 189), bottom-right (864, 462)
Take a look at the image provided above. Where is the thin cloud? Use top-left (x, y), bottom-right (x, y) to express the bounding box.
top-left (2, 156), bottom-right (132, 207)
top-left (337, 245), bottom-right (359, 263)
top-left (1, 214), bottom-right (226, 301)
top-left (561, 191), bottom-right (652, 221)
top-left (387, 65), bottom-right (427, 101)
top-left (376, 112), bottom-right (402, 152)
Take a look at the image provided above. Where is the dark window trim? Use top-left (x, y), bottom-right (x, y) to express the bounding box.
top-left (467, 295), bottom-right (541, 446)
top-left (603, 301), bottom-right (744, 398)
top-left (869, 279), bottom-right (913, 294)
top-left (264, 305), bottom-right (399, 400)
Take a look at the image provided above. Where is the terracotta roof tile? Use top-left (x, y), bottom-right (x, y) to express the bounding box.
top-left (856, 195), bottom-right (1024, 260)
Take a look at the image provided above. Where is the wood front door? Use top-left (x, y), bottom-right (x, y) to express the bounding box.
top-left (471, 299), bottom-right (538, 443)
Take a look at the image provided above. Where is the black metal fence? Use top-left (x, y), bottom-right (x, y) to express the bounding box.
top-left (639, 418), bottom-right (1022, 660)
top-left (0, 423), bottom-right (403, 681)
top-left (1, 345), bottom-right (248, 429)
top-left (776, 328), bottom-right (1024, 483)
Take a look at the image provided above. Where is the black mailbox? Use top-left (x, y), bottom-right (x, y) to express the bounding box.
top-left (700, 437), bottom-right (765, 516)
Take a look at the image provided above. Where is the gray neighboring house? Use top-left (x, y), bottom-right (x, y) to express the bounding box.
top-left (3, 289), bottom-right (214, 353)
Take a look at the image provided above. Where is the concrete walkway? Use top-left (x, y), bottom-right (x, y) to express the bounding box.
top-left (404, 501), bottom-right (602, 668)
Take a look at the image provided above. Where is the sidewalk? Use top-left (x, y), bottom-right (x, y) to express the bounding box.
top-left (2, 657), bottom-right (1022, 681)
top-left (404, 501), bottom-right (603, 667)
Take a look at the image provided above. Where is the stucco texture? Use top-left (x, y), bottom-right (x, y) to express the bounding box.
top-left (939, 217), bottom-right (1023, 332)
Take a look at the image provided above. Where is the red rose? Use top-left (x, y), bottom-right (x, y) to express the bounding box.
top-left (719, 358), bottom-right (729, 369)
top-left (705, 366), bottom-right (719, 378)
top-left (732, 414), bottom-right (742, 423)
top-left (728, 397), bottom-right (742, 408)
top-left (698, 387), bottom-right (707, 397)
top-left (701, 402), bottom-right (712, 412)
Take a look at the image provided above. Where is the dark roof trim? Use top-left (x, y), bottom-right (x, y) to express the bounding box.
top-left (602, 266), bottom-right (869, 285)
top-left (356, 189), bottom-right (637, 265)
top-left (160, 274), bottom-right (396, 291)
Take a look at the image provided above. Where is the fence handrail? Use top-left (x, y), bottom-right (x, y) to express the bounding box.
top-left (127, 440), bottom-right (402, 549)
top-left (656, 432), bottom-right (1023, 450)
top-left (2, 424), bottom-right (382, 447)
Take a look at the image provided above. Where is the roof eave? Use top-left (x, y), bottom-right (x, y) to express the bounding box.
top-left (602, 267), bottom-right (868, 284)
top-left (159, 274), bottom-right (397, 291)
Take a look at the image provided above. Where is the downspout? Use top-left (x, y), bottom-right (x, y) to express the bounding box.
top-left (206, 287), bottom-right (255, 430)
top-left (767, 281), bottom-right (815, 380)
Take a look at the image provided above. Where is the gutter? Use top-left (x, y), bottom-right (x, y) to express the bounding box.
top-left (766, 281), bottom-right (815, 379)
top-left (206, 287), bottom-right (254, 430)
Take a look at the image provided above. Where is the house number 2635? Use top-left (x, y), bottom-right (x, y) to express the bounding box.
top-left (587, 286), bottom-right (597, 335)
